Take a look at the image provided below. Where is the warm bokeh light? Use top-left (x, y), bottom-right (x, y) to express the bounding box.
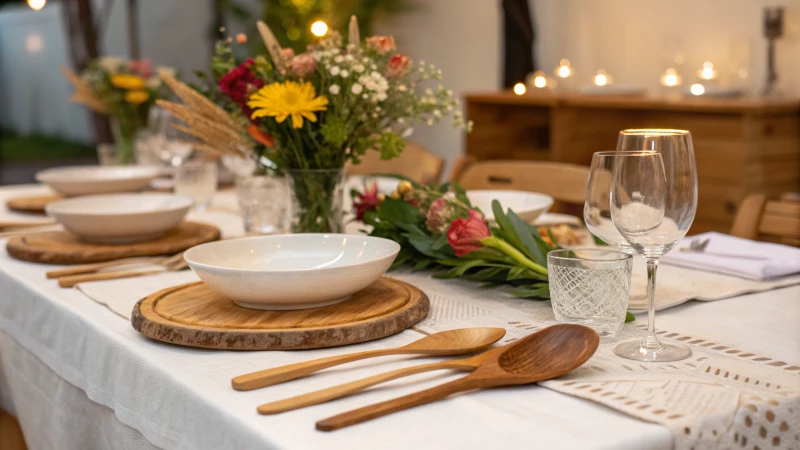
top-left (699, 61), bottom-right (717, 80)
top-left (593, 70), bottom-right (608, 87)
top-left (25, 34), bottom-right (42, 53)
top-left (690, 83), bottom-right (705, 96)
top-left (533, 75), bottom-right (547, 88)
top-left (555, 59), bottom-right (572, 78)
top-left (513, 82), bottom-right (526, 95)
top-left (660, 68), bottom-right (681, 87)
top-left (27, 0), bottom-right (46, 10)
top-left (310, 20), bottom-right (328, 37)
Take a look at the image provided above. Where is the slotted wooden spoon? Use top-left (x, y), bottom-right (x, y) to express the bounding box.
top-left (232, 327), bottom-right (507, 391)
top-left (315, 324), bottom-right (599, 431)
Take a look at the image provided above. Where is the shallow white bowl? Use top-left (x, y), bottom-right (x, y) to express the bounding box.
top-left (467, 190), bottom-right (554, 224)
top-left (184, 234), bottom-right (401, 310)
top-left (46, 193), bottom-right (192, 243)
top-left (36, 165), bottom-right (160, 197)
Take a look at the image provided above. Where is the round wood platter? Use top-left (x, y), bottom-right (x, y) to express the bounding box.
top-left (131, 277), bottom-right (430, 350)
top-left (5, 194), bottom-right (63, 214)
top-left (5, 221), bottom-right (220, 265)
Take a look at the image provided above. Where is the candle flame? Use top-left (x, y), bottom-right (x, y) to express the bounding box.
top-left (513, 83), bottom-right (526, 95)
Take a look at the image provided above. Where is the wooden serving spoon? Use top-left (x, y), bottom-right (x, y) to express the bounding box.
top-left (315, 324), bottom-right (599, 431)
top-left (232, 328), bottom-right (507, 391)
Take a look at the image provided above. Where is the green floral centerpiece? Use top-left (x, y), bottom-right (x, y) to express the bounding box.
top-left (62, 58), bottom-right (173, 164)
top-left (178, 18), bottom-right (470, 233)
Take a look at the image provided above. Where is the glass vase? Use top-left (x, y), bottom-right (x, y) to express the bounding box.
top-left (110, 115), bottom-right (141, 165)
top-left (287, 168), bottom-right (345, 234)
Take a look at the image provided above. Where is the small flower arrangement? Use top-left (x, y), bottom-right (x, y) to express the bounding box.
top-left (353, 180), bottom-right (554, 299)
top-left (169, 18), bottom-right (470, 233)
top-left (62, 58), bottom-right (174, 164)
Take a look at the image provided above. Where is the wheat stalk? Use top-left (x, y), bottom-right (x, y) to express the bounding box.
top-left (159, 71), bottom-right (240, 129)
top-left (61, 66), bottom-right (108, 113)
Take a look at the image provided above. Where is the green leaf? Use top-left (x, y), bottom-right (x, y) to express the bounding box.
top-left (510, 284), bottom-right (551, 299)
top-left (491, 200), bottom-right (525, 251)
top-left (412, 258), bottom-right (433, 272)
top-left (625, 312), bottom-right (636, 323)
top-left (378, 198), bottom-right (424, 229)
top-left (431, 232), bottom-right (450, 251)
top-left (507, 209), bottom-right (545, 263)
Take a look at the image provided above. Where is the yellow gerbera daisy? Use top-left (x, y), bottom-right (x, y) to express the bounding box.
top-left (110, 74), bottom-right (145, 90)
top-left (124, 90), bottom-right (150, 104)
top-left (248, 81), bottom-right (328, 129)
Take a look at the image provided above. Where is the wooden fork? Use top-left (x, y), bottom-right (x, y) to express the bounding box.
top-left (56, 252), bottom-right (188, 288)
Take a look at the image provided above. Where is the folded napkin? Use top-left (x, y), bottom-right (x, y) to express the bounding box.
top-left (661, 232), bottom-right (800, 281)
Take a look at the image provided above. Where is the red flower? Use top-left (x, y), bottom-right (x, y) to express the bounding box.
top-left (129, 59), bottom-right (152, 78)
top-left (366, 36), bottom-right (396, 55)
top-left (354, 182), bottom-right (380, 222)
top-left (385, 54), bottom-right (410, 78)
top-left (219, 59), bottom-right (264, 122)
top-left (447, 210), bottom-right (490, 257)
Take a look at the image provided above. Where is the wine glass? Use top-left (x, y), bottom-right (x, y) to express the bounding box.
top-left (612, 129), bottom-right (697, 362)
top-left (584, 151), bottom-right (632, 252)
top-left (148, 107), bottom-right (195, 168)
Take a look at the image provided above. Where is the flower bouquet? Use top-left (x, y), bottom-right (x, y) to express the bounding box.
top-left (62, 58), bottom-right (173, 164)
top-left (159, 18), bottom-right (470, 233)
top-left (354, 180), bottom-right (555, 298)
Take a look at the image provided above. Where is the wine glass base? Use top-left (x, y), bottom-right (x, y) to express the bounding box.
top-left (614, 339), bottom-right (692, 362)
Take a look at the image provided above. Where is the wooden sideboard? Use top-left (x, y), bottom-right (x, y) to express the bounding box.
top-left (465, 92), bottom-right (800, 234)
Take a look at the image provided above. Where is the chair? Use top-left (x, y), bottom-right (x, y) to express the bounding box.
top-left (454, 159), bottom-right (591, 212)
top-left (730, 194), bottom-right (800, 245)
top-left (346, 142), bottom-right (444, 184)
top-left (0, 409), bottom-right (27, 450)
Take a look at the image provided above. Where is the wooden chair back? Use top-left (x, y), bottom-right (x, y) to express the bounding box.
top-left (730, 194), bottom-right (800, 245)
top-left (455, 160), bottom-right (591, 209)
top-left (346, 142), bottom-right (444, 184)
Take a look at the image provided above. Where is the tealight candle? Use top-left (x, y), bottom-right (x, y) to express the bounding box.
top-left (659, 68), bottom-right (682, 87)
top-left (697, 61), bottom-right (717, 81)
top-left (555, 59), bottom-right (572, 79)
top-left (593, 70), bottom-right (612, 87)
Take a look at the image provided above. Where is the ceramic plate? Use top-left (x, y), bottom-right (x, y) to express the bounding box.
top-left (36, 165), bottom-right (160, 197)
top-left (46, 193), bottom-right (192, 243)
top-left (466, 190), bottom-right (554, 223)
top-left (184, 234), bottom-right (400, 310)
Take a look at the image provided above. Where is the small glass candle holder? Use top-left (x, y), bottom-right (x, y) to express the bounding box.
top-left (236, 175), bottom-right (288, 235)
top-left (548, 248), bottom-right (633, 337)
top-left (174, 162), bottom-right (218, 211)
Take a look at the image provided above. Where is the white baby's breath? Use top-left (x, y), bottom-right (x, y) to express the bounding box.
top-left (329, 66), bottom-right (340, 76)
top-left (351, 83), bottom-right (363, 94)
top-left (329, 84), bottom-right (340, 95)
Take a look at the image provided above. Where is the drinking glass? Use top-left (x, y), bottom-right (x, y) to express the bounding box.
top-left (548, 248), bottom-right (633, 337)
top-left (612, 129), bottom-right (698, 362)
top-left (148, 107), bottom-right (195, 167)
top-left (236, 175), bottom-right (288, 235)
top-left (175, 162), bottom-right (218, 211)
top-left (584, 152), bottom-right (632, 252)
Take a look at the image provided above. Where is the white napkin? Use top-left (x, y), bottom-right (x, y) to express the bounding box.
top-left (661, 232), bottom-right (800, 281)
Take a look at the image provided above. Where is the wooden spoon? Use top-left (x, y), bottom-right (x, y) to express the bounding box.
top-left (232, 328), bottom-right (507, 391)
top-left (315, 324), bottom-right (599, 431)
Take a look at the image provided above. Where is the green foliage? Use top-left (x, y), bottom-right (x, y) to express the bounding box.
top-left (378, 131), bottom-right (405, 160)
top-left (320, 115), bottom-right (348, 147)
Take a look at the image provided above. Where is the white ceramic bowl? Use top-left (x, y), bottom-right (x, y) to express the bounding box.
top-left (184, 234), bottom-right (401, 310)
top-left (46, 193), bottom-right (192, 243)
top-left (36, 165), bottom-right (160, 197)
top-left (467, 190), bottom-right (554, 223)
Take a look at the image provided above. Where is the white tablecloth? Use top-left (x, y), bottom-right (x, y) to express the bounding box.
top-left (0, 188), bottom-right (798, 450)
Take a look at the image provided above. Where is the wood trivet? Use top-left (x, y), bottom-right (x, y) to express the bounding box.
top-left (5, 221), bottom-right (219, 264)
top-left (132, 277), bottom-right (429, 350)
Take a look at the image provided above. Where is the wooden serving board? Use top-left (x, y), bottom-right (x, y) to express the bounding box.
top-left (5, 194), bottom-right (62, 214)
top-left (132, 277), bottom-right (429, 350)
top-left (6, 221), bottom-right (220, 265)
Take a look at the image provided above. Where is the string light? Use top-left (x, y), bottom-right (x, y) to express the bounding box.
top-left (513, 83), bottom-right (526, 95)
top-left (310, 20), bottom-right (328, 37)
top-left (690, 83), bottom-right (705, 96)
top-left (556, 59), bottom-right (572, 78)
top-left (27, 0), bottom-right (46, 10)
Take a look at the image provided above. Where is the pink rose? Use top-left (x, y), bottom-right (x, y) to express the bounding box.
top-left (385, 54), bottom-right (410, 78)
top-left (130, 59), bottom-right (152, 78)
top-left (426, 198), bottom-right (452, 234)
top-left (290, 53), bottom-right (317, 78)
top-left (447, 210), bottom-right (491, 257)
top-left (366, 36), bottom-right (396, 55)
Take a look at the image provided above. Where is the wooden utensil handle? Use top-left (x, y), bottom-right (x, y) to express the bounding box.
top-left (232, 348), bottom-right (399, 391)
top-left (258, 359), bottom-right (478, 415)
top-left (47, 257), bottom-right (159, 279)
top-left (58, 269), bottom-right (163, 288)
top-left (316, 376), bottom-right (483, 431)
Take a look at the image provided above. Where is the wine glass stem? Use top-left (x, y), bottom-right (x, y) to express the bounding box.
top-left (643, 258), bottom-right (661, 350)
